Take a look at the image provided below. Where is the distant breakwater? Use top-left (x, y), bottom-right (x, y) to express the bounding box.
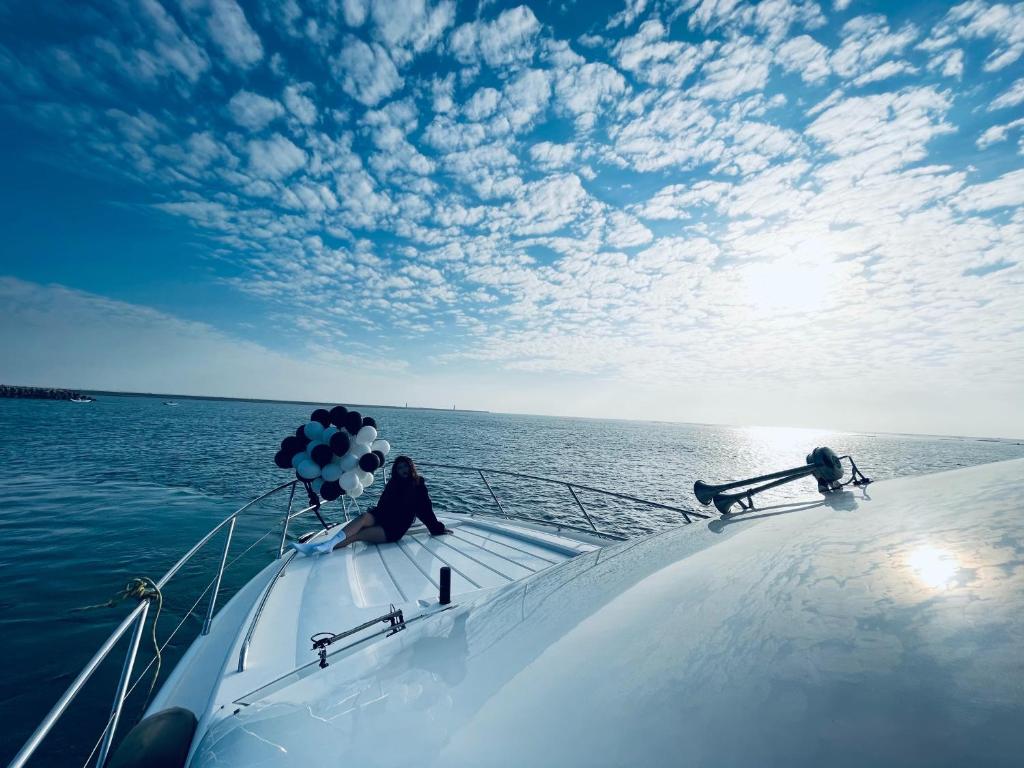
top-left (0, 385), bottom-right (94, 401)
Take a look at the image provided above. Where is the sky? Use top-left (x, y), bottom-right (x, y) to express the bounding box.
top-left (0, 0), bottom-right (1022, 438)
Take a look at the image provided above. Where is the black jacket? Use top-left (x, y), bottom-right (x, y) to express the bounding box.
top-left (371, 478), bottom-right (446, 540)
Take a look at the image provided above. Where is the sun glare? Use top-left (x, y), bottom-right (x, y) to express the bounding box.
top-left (906, 545), bottom-right (960, 590)
top-left (739, 260), bottom-right (836, 313)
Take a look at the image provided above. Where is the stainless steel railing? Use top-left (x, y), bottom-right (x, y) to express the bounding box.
top-left (7, 479), bottom-right (320, 768)
top-left (416, 462), bottom-right (707, 537)
top-left (8, 465), bottom-right (705, 768)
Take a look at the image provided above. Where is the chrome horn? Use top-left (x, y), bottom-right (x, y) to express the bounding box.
top-left (694, 447), bottom-right (868, 515)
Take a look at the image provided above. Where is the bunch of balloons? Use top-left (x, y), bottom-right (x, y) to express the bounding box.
top-left (273, 405), bottom-right (391, 502)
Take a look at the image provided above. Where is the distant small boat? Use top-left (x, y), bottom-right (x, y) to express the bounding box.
top-left (163, 401), bottom-right (179, 407)
top-left (69, 396), bottom-right (93, 403)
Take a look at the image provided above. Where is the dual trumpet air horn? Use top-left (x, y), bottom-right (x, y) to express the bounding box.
top-left (693, 446), bottom-right (872, 515)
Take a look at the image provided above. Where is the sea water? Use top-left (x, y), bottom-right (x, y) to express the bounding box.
top-left (2, 394), bottom-right (1022, 765)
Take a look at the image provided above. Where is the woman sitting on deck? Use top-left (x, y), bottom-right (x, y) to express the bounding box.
top-left (291, 455), bottom-right (450, 556)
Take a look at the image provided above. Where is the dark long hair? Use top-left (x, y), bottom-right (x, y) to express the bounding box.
top-left (389, 455), bottom-right (422, 485)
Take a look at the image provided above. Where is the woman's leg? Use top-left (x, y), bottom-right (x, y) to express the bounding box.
top-left (294, 512), bottom-right (378, 556)
top-left (342, 511), bottom-right (376, 537)
top-left (330, 525), bottom-right (388, 550)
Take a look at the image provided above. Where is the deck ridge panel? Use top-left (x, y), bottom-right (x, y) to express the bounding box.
top-left (403, 535), bottom-right (485, 589)
top-left (451, 528), bottom-right (558, 568)
top-left (431, 532), bottom-right (533, 580)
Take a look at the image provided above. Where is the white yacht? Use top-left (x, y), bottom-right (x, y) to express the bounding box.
top-left (8, 456), bottom-right (1023, 767)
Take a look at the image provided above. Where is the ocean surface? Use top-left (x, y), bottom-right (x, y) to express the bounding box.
top-left (1, 394), bottom-right (1022, 766)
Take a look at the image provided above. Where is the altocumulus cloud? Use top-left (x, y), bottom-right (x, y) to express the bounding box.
top-left (0, 0), bottom-right (1023, 436)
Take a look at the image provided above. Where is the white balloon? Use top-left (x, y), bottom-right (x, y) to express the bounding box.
top-left (352, 442), bottom-right (372, 457)
top-left (362, 472), bottom-right (375, 487)
top-left (339, 470), bottom-right (359, 491)
top-left (322, 426), bottom-right (339, 443)
top-left (303, 421), bottom-right (324, 441)
top-left (356, 425), bottom-right (377, 444)
top-left (339, 453), bottom-right (359, 471)
top-left (349, 480), bottom-right (364, 498)
top-left (311, 477), bottom-right (324, 494)
top-left (321, 464), bottom-right (342, 482)
top-left (370, 439), bottom-right (390, 456)
top-left (356, 469), bottom-right (373, 486)
top-left (291, 452), bottom-right (306, 469)
top-left (298, 459), bottom-right (321, 480)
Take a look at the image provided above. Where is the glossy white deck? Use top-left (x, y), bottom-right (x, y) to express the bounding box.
top-left (188, 459), bottom-right (1024, 767)
top-left (147, 510), bottom-right (605, 760)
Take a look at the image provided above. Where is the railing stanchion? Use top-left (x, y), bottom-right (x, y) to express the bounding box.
top-left (567, 485), bottom-right (599, 532)
top-left (202, 517), bottom-right (236, 636)
top-left (277, 481), bottom-right (297, 559)
top-left (479, 470), bottom-right (509, 518)
top-left (95, 601), bottom-right (150, 768)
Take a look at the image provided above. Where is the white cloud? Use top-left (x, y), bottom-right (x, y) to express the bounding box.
top-left (180, 0), bottom-right (263, 69)
top-left (607, 0), bottom-right (650, 30)
top-left (923, 1), bottom-right (1024, 72)
top-left (464, 87), bottom-right (501, 120)
top-left (955, 168), bottom-right (1024, 210)
top-left (990, 77), bottom-right (1024, 110)
top-left (136, 0), bottom-right (210, 82)
top-left (553, 61), bottom-right (627, 129)
top-left (677, 0), bottom-right (825, 42)
top-left (693, 37), bottom-right (772, 100)
top-left (609, 91), bottom-right (719, 171)
top-left (227, 90), bottom-right (284, 131)
top-left (449, 5), bottom-right (541, 69)
top-left (368, 0), bottom-right (455, 65)
top-left (635, 181), bottom-right (731, 220)
top-left (247, 133), bottom-right (307, 178)
top-left (926, 48), bottom-right (964, 79)
top-left (604, 210), bottom-right (652, 248)
top-left (492, 173), bottom-right (590, 235)
top-left (612, 20), bottom-right (715, 86)
top-left (283, 82), bottom-right (317, 125)
top-left (776, 34), bottom-right (832, 84)
top-left (342, 0), bottom-right (369, 27)
top-left (852, 60), bottom-right (918, 87)
top-left (529, 141), bottom-right (576, 170)
top-left (332, 36), bottom-right (403, 106)
top-left (830, 14), bottom-right (917, 79)
top-left (977, 118), bottom-right (1024, 149)
top-left (806, 87), bottom-right (953, 173)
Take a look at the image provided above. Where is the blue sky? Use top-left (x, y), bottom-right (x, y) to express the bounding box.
top-left (1, 0), bottom-right (1023, 437)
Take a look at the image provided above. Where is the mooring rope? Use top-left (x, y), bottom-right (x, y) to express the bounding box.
top-left (75, 576), bottom-right (163, 712)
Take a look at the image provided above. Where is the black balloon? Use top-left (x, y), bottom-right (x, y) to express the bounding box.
top-left (311, 444), bottom-right (333, 468)
top-left (274, 450), bottom-right (292, 469)
top-left (329, 431), bottom-right (351, 456)
top-left (281, 435), bottom-right (302, 455)
top-left (372, 449), bottom-right (386, 467)
top-left (294, 426), bottom-right (311, 446)
top-left (344, 410), bottom-right (362, 434)
top-left (361, 416), bottom-right (377, 429)
top-left (311, 408), bottom-right (331, 427)
top-left (359, 453), bottom-right (381, 472)
top-left (320, 480), bottom-right (342, 501)
top-left (329, 405), bottom-right (348, 427)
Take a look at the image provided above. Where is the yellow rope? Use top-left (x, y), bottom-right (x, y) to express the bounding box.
top-left (75, 577), bottom-right (163, 713)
